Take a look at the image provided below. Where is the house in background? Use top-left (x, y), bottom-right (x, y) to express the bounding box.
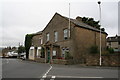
top-left (107, 35), bottom-right (120, 52)
top-left (29, 12), bottom-right (107, 64)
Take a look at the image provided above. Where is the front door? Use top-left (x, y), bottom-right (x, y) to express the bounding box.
top-left (47, 49), bottom-right (50, 63)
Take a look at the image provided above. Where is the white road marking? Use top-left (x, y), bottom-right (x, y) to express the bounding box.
top-left (50, 76), bottom-right (56, 80)
top-left (55, 75), bottom-right (103, 78)
top-left (41, 65), bottom-right (52, 79)
top-left (79, 77), bottom-right (103, 78)
top-left (51, 76), bottom-right (56, 79)
top-left (42, 75), bottom-right (46, 78)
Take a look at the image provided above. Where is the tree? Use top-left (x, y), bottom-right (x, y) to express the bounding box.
top-left (24, 34), bottom-right (36, 59)
top-left (81, 17), bottom-right (105, 31)
top-left (101, 28), bottom-right (105, 32)
top-left (18, 46), bottom-right (25, 54)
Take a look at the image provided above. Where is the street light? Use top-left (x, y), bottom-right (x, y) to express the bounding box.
top-left (98, 1), bottom-right (102, 66)
top-left (69, 3), bottom-right (71, 39)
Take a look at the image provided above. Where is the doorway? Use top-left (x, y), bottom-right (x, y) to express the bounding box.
top-left (47, 47), bottom-right (50, 63)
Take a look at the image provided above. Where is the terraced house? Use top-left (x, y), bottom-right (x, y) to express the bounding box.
top-left (29, 13), bottom-right (107, 64)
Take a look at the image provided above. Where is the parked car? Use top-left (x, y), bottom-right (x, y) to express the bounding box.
top-left (7, 51), bottom-right (18, 58)
top-left (20, 53), bottom-right (26, 60)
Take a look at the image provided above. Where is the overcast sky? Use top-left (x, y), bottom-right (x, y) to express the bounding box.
top-left (0, 0), bottom-right (119, 47)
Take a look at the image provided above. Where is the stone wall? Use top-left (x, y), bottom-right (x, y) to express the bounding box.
top-left (35, 58), bottom-right (45, 63)
top-left (32, 34), bottom-right (42, 47)
top-left (42, 13), bottom-right (75, 58)
top-left (86, 55), bottom-right (120, 67)
top-left (72, 26), bottom-right (107, 61)
top-left (52, 59), bottom-right (80, 65)
top-left (52, 59), bottom-right (67, 64)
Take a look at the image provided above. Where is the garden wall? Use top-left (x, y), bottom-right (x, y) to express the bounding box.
top-left (35, 58), bottom-right (45, 63)
top-left (86, 55), bottom-right (120, 67)
top-left (52, 59), bottom-right (75, 65)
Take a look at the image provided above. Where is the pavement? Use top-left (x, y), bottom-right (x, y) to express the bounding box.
top-left (1, 58), bottom-right (119, 80)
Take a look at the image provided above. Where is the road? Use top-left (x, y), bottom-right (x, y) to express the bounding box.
top-left (1, 58), bottom-right (119, 80)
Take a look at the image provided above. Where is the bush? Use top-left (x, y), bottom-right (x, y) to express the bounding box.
top-left (107, 48), bottom-right (114, 54)
top-left (65, 51), bottom-right (73, 60)
top-left (101, 48), bottom-right (115, 56)
top-left (89, 45), bottom-right (98, 54)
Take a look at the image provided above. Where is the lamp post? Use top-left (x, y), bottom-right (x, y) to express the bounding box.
top-left (69, 3), bottom-right (71, 39)
top-left (98, 1), bottom-right (102, 66)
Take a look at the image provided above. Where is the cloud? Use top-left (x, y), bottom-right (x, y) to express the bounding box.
top-left (118, 1), bottom-right (120, 35)
top-left (1, 0), bottom-right (118, 46)
top-left (2, 26), bottom-right (39, 46)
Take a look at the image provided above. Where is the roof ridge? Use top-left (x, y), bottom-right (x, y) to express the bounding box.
top-left (56, 13), bottom-right (106, 34)
top-left (43, 12), bottom-right (107, 35)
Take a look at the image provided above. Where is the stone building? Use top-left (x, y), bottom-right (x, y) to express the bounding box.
top-left (107, 35), bottom-right (120, 52)
top-left (29, 13), bottom-right (107, 64)
top-left (29, 31), bottom-right (43, 60)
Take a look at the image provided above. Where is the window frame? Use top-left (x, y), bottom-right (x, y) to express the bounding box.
top-left (46, 33), bottom-right (50, 41)
top-left (54, 31), bottom-right (58, 42)
top-left (39, 38), bottom-right (43, 44)
top-left (63, 28), bottom-right (68, 40)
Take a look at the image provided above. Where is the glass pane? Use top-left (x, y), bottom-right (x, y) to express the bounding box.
top-left (46, 33), bottom-right (49, 41)
top-left (64, 29), bottom-right (68, 38)
top-left (54, 32), bottom-right (58, 42)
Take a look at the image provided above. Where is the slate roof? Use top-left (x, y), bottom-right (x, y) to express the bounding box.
top-left (107, 36), bottom-right (120, 42)
top-left (57, 12), bottom-right (107, 35)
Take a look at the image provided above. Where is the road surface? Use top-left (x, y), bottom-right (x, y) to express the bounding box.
top-left (1, 58), bottom-right (119, 80)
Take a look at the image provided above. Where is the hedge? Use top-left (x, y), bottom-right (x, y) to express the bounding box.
top-left (24, 34), bottom-right (36, 59)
